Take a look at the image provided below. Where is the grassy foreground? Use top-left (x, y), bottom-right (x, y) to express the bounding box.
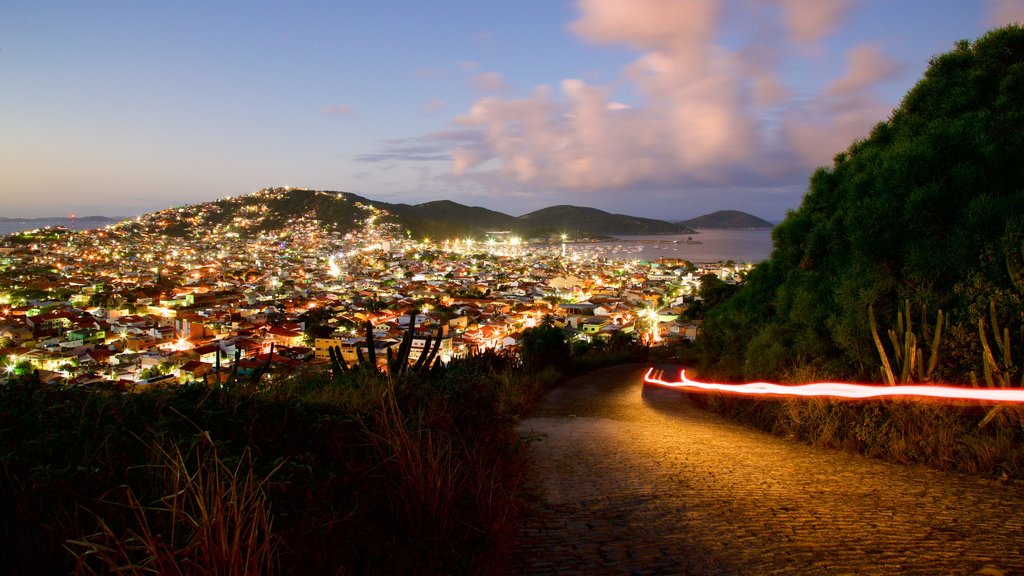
top-left (0, 325), bottom-right (648, 576)
top-left (0, 351), bottom-right (555, 576)
top-left (680, 377), bottom-right (1024, 481)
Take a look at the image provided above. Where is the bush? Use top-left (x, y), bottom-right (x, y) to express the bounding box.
top-left (0, 348), bottom-right (556, 575)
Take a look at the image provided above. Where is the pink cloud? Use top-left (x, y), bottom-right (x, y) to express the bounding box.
top-left (470, 72), bottom-right (513, 93)
top-left (570, 0), bottom-right (718, 52)
top-left (776, 0), bottom-right (855, 44)
top-left (390, 0), bottom-right (892, 198)
top-left (783, 95), bottom-right (892, 170)
top-left (322, 104), bottom-right (356, 118)
top-left (987, 0), bottom-right (1024, 25)
top-left (420, 99), bottom-right (446, 114)
top-left (827, 44), bottom-right (903, 96)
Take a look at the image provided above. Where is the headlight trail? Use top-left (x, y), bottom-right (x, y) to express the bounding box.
top-left (643, 368), bottom-right (1024, 403)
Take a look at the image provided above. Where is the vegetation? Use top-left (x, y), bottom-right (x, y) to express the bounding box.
top-left (675, 210), bottom-right (774, 229)
top-left (678, 26), bottom-right (1024, 479)
top-left (0, 319), bottom-right (649, 575)
top-left (693, 26), bottom-right (1024, 385)
top-left (149, 186), bottom-right (690, 242)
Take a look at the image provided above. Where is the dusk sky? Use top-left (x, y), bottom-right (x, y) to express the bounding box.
top-left (2, 1), bottom-right (1023, 221)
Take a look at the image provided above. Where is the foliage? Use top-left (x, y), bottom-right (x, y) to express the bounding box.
top-left (0, 340), bottom-right (568, 575)
top-left (688, 391), bottom-right (1024, 480)
top-left (519, 320), bottom-right (571, 373)
top-left (695, 26), bottom-right (1024, 383)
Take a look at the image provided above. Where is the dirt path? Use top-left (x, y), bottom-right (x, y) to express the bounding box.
top-left (514, 365), bottom-right (1024, 575)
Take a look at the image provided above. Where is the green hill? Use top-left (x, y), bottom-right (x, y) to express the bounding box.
top-left (517, 205), bottom-right (693, 236)
top-left (677, 210), bottom-right (773, 229)
top-left (136, 188), bottom-right (688, 240)
top-left (383, 199), bottom-right (519, 239)
top-left (698, 25), bottom-right (1024, 383)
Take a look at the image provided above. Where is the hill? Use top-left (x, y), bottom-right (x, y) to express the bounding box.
top-left (697, 25), bottom-right (1024, 383)
top-left (517, 205), bottom-right (693, 236)
top-left (677, 210), bottom-right (773, 229)
top-left (383, 199), bottom-right (519, 239)
top-left (127, 187), bottom-right (689, 240)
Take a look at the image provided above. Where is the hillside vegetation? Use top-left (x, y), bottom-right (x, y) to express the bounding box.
top-left (697, 25), bottom-right (1024, 385)
top-left (677, 210), bottom-right (773, 229)
top-left (148, 187), bottom-right (690, 241)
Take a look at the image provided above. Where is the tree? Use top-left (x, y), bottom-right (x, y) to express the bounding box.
top-left (519, 320), bottom-right (570, 372)
top-left (694, 25), bottom-right (1024, 382)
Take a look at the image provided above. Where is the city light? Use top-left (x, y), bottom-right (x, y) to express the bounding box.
top-left (643, 368), bottom-right (1024, 403)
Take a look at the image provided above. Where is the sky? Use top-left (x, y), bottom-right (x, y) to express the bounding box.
top-left (2, 1), bottom-right (1023, 221)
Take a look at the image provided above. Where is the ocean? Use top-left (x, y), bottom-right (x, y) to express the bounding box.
top-left (0, 217), bottom-right (121, 236)
top-left (568, 229), bottom-right (775, 264)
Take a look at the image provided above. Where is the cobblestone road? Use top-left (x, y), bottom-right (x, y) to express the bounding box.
top-left (514, 365), bottom-right (1024, 575)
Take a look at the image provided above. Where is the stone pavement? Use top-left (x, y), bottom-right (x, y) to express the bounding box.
top-left (514, 365), bottom-right (1024, 575)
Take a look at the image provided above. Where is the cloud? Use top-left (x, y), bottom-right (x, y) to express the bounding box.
top-left (420, 98), bottom-right (446, 114)
top-left (827, 44), bottom-right (902, 96)
top-left (356, 130), bottom-right (481, 163)
top-left (470, 71), bottom-right (513, 93)
top-left (987, 0), bottom-right (1024, 25)
top-left (775, 0), bottom-right (855, 44)
top-left (322, 104), bottom-right (357, 118)
top-left (375, 0), bottom-right (891, 205)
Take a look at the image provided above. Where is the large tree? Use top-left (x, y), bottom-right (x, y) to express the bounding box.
top-left (698, 26), bottom-right (1024, 383)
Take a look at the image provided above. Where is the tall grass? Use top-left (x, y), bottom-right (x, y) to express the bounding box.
top-left (688, 374), bottom-right (1024, 479)
top-left (1, 348), bottom-right (554, 575)
top-left (68, 436), bottom-right (280, 576)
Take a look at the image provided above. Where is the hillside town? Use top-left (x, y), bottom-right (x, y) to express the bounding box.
top-left (0, 197), bottom-right (751, 387)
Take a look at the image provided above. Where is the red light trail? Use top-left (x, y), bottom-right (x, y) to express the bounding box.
top-left (643, 368), bottom-right (1024, 403)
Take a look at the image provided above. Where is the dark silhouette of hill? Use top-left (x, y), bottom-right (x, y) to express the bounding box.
top-left (517, 205), bottom-right (693, 236)
top-left (697, 25), bottom-right (1024, 383)
top-left (135, 188), bottom-right (691, 239)
top-left (677, 210), bottom-right (773, 229)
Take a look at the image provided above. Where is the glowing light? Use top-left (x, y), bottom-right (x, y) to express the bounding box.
top-left (328, 255), bottom-right (343, 278)
top-left (643, 368), bottom-right (1024, 403)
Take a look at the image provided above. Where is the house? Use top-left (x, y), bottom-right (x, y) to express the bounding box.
top-left (192, 344), bottom-right (226, 365)
top-left (581, 317), bottom-right (610, 334)
top-left (501, 332), bottom-right (522, 349)
top-left (410, 332), bottom-right (454, 364)
top-left (178, 360), bottom-right (213, 383)
top-left (266, 326), bottom-right (305, 348)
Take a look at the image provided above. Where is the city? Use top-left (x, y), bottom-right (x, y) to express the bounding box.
top-left (0, 187), bottom-right (749, 387)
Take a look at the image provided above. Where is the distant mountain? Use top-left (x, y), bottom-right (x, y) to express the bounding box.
top-left (384, 200), bottom-right (519, 239)
top-left (518, 205), bottom-right (693, 236)
top-left (0, 216), bottom-right (123, 236)
top-left (129, 188), bottom-right (689, 240)
top-left (676, 210), bottom-right (773, 229)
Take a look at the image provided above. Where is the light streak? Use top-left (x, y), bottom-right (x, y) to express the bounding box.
top-left (643, 368), bottom-right (1024, 404)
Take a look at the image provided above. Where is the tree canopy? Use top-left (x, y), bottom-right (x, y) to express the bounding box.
top-left (697, 25), bottom-right (1024, 383)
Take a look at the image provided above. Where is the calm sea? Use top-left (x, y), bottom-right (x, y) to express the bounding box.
top-left (569, 229), bottom-right (775, 264)
top-left (0, 217), bottom-right (120, 236)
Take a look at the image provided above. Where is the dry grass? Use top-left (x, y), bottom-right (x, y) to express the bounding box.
top-left (68, 434), bottom-right (281, 576)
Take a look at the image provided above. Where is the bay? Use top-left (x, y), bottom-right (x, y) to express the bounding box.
top-left (567, 229), bottom-right (774, 264)
top-left (0, 217), bottom-right (121, 236)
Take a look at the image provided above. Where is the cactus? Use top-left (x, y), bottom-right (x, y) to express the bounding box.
top-left (976, 299), bottom-right (1024, 428)
top-left (326, 313), bottom-right (447, 380)
top-left (411, 324), bottom-right (444, 374)
top-left (977, 299), bottom-right (1019, 388)
top-left (223, 347), bottom-right (241, 387)
top-left (869, 300), bottom-right (943, 385)
top-left (250, 343), bottom-right (274, 385)
top-left (364, 320), bottom-right (376, 367)
top-left (1005, 217), bottom-right (1024, 294)
top-left (327, 344), bottom-right (348, 378)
